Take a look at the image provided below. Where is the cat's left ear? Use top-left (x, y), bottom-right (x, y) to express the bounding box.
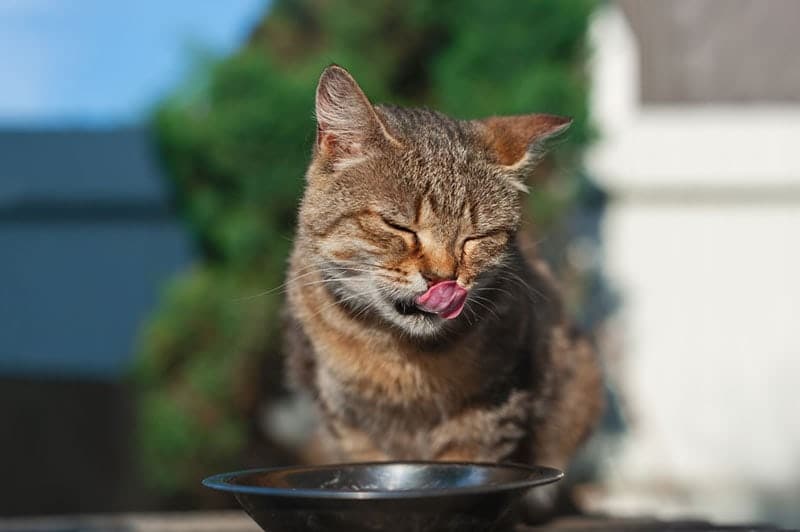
top-left (314, 65), bottom-right (400, 169)
top-left (476, 114), bottom-right (572, 185)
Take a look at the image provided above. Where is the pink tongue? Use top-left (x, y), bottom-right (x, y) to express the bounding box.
top-left (414, 280), bottom-right (468, 320)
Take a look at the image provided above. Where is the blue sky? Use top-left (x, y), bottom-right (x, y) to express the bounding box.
top-left (0, 0), bottom-right (269, 125)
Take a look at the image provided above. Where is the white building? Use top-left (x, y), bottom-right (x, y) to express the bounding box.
top-left (586, 1), bottom-right (800, 528)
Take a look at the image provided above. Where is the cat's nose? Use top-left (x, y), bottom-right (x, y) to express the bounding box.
top-left (422, 272), bottom-right (455, 287)
top-left (420, 245), bottom-right (457, 286)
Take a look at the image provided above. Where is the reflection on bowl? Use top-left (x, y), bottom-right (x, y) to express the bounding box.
top-left (203, 461), bottom-right (563, 532)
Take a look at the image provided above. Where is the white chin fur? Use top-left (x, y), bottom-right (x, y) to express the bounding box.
top-left (395, 313), bottom-right (444, 338)
top-left (336, 275), bottom-right (449, 338)
top-left (380, 302), bottom-right (448, 338)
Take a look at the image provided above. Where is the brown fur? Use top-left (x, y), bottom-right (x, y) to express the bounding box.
top-left (481, 114), bottom-right (572, 166)
top-left (283, 65), bottom-right (604, 515)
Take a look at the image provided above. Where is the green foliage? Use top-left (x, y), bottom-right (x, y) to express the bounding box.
top-left (134, 0), bottom-right (597, 501)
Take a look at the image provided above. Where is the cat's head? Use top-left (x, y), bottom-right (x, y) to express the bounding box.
top-left (297, 65), bottom-right (569, 338)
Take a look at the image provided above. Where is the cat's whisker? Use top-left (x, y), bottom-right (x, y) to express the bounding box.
top-left (462, 304), bottom-right (477, 327)
top-left (475, 285), bottom-right (514, 301)
top-left (235, 265), bottom-right (379, 301)
top-left (294, 276), bottom-right (374, 290)
top-left (472, 285), bottom-right (517, 317)
top-left (323, 265), bottom-right (381, 273)
top-left (234, 267), bottom-right (323, 300)
top-left (304, 290), bottom-right (372, 322)
top-left (467, 294), bottom-right (502, 322)
top-left (496, 269), bottom-right (549, 304)
top-left (320, 258), bottom-right (383, 270)
top-left (350, 294), bottom-right (379, 323)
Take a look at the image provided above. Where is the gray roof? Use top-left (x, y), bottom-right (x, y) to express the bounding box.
top-left (620, 0), bottom-right (800, 103)
top-left (0, 127), bottom-right (169, 207)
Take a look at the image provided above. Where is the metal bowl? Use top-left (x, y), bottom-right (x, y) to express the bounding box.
top-left (203, 461), bottom-right (563, 532)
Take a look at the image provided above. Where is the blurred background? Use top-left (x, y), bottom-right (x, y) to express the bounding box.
top-left (1, 0), bottom-right (798, 529)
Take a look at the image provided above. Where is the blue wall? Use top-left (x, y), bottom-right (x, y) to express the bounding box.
top-left (0, 128), bottom-right (194, 378)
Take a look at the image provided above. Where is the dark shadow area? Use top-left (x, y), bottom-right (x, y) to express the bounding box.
top-left (0, 378), bottom-right (140, 515)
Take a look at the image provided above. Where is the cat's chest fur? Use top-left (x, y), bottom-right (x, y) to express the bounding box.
top-left (285, 260), bottom-right (542, 463)
top-left (295, 277), bottom-right (488, 418)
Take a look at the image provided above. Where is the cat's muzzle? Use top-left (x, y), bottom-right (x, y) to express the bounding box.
top-left (394, 298), bottom-right (430, 317)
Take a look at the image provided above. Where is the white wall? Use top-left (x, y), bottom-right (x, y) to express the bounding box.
top-left (586, 6), bottom-right (800, 527)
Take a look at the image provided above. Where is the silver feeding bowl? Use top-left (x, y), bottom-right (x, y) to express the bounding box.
top-left (203, 461), bottom-right (563, 532)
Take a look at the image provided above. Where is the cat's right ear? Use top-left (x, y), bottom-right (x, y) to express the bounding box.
top-left (314, 65), bottom-right (399, 168)
top-left (476, 114), bottom-right (572, 191)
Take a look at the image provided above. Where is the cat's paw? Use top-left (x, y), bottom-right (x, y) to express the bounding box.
top-left (482, 391), bottom-right (531, 459)
top-left (431, 390), bottom-right (532, 462)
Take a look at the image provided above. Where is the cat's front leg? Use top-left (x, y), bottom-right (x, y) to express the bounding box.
top-left (321, 418), bottom-right (390, 462)
top-left (429, 390), bottom-right (531, 462)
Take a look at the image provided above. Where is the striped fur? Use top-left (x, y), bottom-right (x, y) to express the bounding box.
top-left (284, 66), bottom-right (603, 519)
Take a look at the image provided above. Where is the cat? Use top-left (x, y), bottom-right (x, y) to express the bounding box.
top-left (283, 65), bottom-right (604, 518)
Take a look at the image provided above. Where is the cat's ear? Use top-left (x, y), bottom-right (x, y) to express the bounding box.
top-left (314, 65), bottom-right (399, 167)
top-left (476, 114), bottom-right (572, 183)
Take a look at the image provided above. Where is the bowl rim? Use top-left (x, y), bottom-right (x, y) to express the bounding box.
top-left (202, 461), bottom-right (564, 500)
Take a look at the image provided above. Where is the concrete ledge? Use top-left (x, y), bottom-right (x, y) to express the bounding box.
top-left (0, 512), bottom-right (787, 531)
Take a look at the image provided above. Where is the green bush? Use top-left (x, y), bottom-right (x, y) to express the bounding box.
top-left (134, 0), bottom-right (597, 502)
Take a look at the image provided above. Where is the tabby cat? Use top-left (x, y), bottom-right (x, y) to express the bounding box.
top-left (284, 65), bottom-right (603, 517)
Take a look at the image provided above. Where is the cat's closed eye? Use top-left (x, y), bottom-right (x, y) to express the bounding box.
top-left (462, 230), bottom-right (509, 246)
top-left (380, 216), bottom-right (415, 235)
top-left (461, 230), bottom-right (509, 260)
